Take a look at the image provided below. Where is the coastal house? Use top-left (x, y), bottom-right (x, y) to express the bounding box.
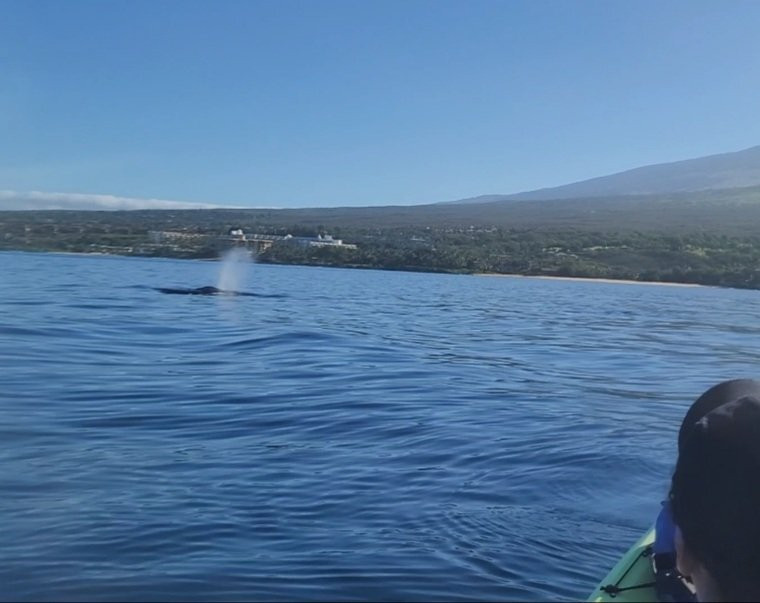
top-left (283, 233), bottom-right (357, 249)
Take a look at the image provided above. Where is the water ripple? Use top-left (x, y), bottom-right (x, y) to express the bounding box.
top-left (2, 252), bottom-right (760, 601)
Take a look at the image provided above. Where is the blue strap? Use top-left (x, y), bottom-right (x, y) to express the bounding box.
top-left (654, 500), bottom-right (676, 556)
top-left (653, 502), bottom-right (697, 602)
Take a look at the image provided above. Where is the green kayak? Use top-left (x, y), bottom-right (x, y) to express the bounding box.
top-left (588, 529), bottom-right (658, 602)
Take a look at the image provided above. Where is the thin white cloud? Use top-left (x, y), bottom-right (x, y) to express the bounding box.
top-left (0, 190), bottom-right (244, 211)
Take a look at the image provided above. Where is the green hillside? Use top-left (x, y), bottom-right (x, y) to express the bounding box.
top-left (3, 186), bottom-right (760, 289)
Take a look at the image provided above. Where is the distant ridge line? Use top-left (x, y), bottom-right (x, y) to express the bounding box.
top-left (445, 145), bottom-right (760, 204)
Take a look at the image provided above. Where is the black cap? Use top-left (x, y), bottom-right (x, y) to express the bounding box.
top-left (678, 379), bottom-right (760, 453)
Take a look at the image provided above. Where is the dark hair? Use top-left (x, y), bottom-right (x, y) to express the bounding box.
top-left (670, 396), bottom-right (760, 602)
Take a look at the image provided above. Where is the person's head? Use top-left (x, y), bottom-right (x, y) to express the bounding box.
top-left (670, 382), bottom-right (760, 602)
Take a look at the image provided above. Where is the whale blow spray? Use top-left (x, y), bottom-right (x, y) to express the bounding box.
top-left (217, 247), bottom-right (251, 293)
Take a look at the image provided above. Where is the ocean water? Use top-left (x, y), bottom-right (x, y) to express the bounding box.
top-left (2, 250), bottom-right (760, 602)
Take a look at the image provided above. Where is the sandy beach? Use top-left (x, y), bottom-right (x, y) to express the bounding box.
top-left (475, 273), bottom-right (703, 288)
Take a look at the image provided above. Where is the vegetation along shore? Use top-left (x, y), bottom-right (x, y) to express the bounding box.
top-left (4, 182), bottom-right (760, 291)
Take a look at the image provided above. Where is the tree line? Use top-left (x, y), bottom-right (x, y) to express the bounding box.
top-left (2, 209), bottom-right (760, 289)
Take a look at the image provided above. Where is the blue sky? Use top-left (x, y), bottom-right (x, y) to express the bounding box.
top-left (2, 0), bottom-right (760, 208)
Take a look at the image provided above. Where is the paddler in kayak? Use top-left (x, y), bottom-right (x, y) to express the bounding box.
top-left (653, 379), bottom-right (760, 601)
top-left (666, 379), bottom-right (760, 602)
top-left (591, 381), bottom-right (760, 603)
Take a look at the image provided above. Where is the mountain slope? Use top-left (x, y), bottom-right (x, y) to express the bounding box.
top-left (450, 145), bottom-right (760, 203)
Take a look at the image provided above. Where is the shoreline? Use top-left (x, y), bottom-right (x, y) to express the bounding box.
top-left (1, 249), bottom-right (712, 288)
top-left (475, 273), bottom-right (704, 288)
